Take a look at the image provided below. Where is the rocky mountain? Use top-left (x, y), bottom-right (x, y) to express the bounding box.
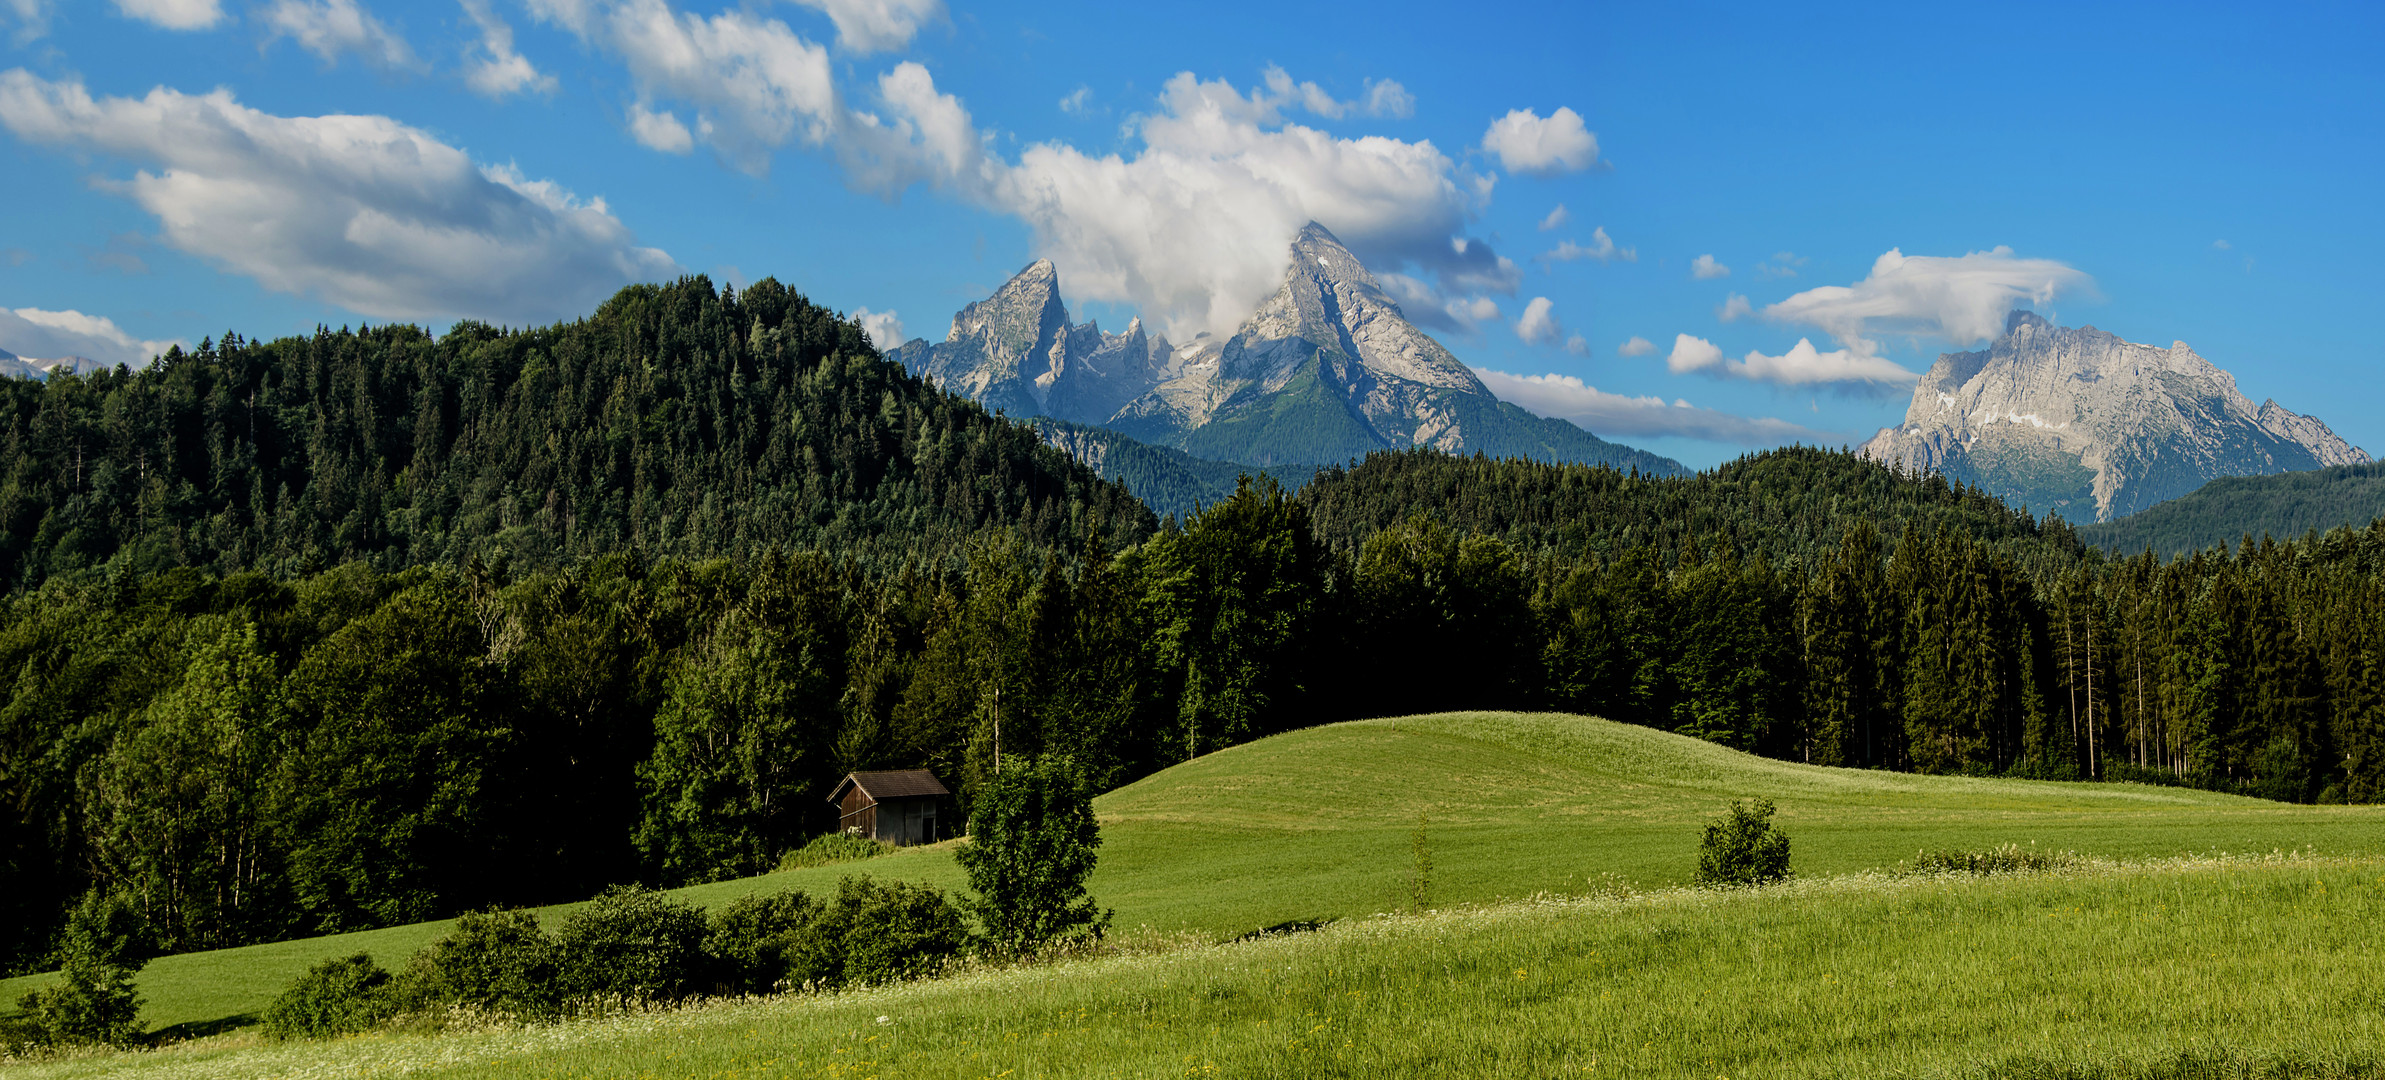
top-left (1861, 311), bottom-right (2368, 521)
top-left (885, 260), bottom-right (1169, 427)
top-left (0, 349), bottom-right (106, 379)
top-left (892, 223), bottom-right (1685, 476)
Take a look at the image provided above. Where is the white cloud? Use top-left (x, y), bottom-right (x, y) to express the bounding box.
top-left (1690, 253), bottom-right (1730, 280)
top-left (532, 0), bottom-right (838, 175)
top-left (1359, 78), bottom-right (1415, 119)
top-left (263, 0), bottom-right (417, 68)
top-left (114, 0), bottom-right (223, 30)
top-left (1540, 226), bottom-right (1634, 267)
top-left (0, 307), bottom-right (180, 368)
top-left (6, 0), bottom-right (50, 43)
top-left (1058, 85), bottom-right (1091, 114)
top-left (1480, 106), bottom-right (1598, 176)
top-left (1716, 293), bottom-right (1751, 322)
top-left (1666, 333), bottom-right (1916, 392)
top-left (0, 70), bottom-right (677, 325)
top-left (1617, 335), bottom-right (1655, 357)
top-left (1563, 334), bottom-right (1588, 357)
top-left (1537, 203), bottom-right (1568, 231)
top-left (627, 102), bottom-right (694, 153)
top-left (1514, 296), bottom-right (1561, 346)
top-left (789, 0), bottom-right (941, 55)
top-left (852, 306), bottom-right (904, 349)
top-left (2211, 239), bottom-right (2231, 251)
top-left (1763, 246), bottom-right (2093, 347)
top-left (1474, 366), bottom-right (1834, 446)
top-left (461, 0), bottom-right (554, 98)
top-left (1755, 251), bottom-right (1806, 279)
top-left (1667, 333), bottom-right (1726, 375)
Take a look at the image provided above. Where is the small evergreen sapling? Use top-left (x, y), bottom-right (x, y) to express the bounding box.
top-left (1694, 798), bottom-right (1792, 887)
top-left (957, 755), bottom-right (1111, 956)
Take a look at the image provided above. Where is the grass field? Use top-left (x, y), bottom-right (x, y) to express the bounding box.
top-left (8, 854), bottom-right (2383, 1079)
top-left (6, 711), bottom-right (2382, 1058)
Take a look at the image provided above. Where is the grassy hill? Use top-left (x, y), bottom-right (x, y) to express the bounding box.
top-left (7, 711), bottom-right (2380, 1042)
top-left (2078, 460), bottom-right (2385, 556)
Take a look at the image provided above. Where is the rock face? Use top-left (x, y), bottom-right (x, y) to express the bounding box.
top-left (1860, 311), bottom-right (2368, 521)
top-left (895, 223), bottom-right (1684, 475)
top-left (0, 348), bottom-right (105, 379)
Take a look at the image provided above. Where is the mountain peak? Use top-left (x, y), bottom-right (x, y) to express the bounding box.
top-left (1864, 315), bottom-right (2366, 520)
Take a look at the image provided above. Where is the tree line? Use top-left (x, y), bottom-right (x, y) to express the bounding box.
top-left (10, 465), bottom-right (2385, 975)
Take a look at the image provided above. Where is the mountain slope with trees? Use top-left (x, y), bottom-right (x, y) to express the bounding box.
top-left (0, 275), bottom-right (1154, 592)
top-left (2078, 461), bottom-right (2385, 556)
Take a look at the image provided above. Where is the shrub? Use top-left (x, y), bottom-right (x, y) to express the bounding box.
top-left (396, 909), bottom-right (561, 1019)
top-left (957, 755), bottom-right (1110, 956)
top-left (804, 875), bottom-right (971, 987)
top-left (777, 833), bottom-right (891, 871)
top-left (554, 885), bottom-right (711, 1003)
top-left (7, 892), bottom-right (152, 1049)
top-left (1694, 798), bottom-right (1792, 887)
top-left (260, 954), bottom-right (398, 1040)
top-left (1903, 843), bottom-right (2077, 877)
top-left (705, 889), bottom-right (823, 995)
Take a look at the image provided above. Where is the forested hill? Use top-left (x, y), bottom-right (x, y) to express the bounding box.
top-left (2077, 462), bottom-right (2385, 557)
top-left (1297, 446), bottom-right (2088, 575)
top-left (0, 276), bottom-right (1155, 591)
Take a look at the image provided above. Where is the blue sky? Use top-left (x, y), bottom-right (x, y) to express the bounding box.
top-left (2, 0), bottom-right (2379, 468)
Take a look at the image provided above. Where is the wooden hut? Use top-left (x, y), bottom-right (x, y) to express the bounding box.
top-left (827, 770), bottom-right (953, 845)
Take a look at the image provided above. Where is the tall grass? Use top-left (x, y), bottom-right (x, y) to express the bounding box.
top-left (11, 852), bottom-right (2381, 1079)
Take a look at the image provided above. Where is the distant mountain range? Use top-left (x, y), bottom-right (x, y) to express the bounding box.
top-left (0, 348), bottom-right (105, 379)
top-left (1861, 311), bottom-right (2366, 522)
top-left (891, 223), bottom-right (1687, 478)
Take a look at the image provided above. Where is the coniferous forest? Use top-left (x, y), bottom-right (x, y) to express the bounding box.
top-left (6, 276), bottom-right (2385, 978)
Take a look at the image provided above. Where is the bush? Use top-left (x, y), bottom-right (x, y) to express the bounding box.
top-left (1694, 798), bottom-right (1792, 887)
top-left (7, 892), bottom-right (151, 1049)
top-left (957, 756), bottom-right (1110, 956)
top-left (705, 890), bottom-right (824, 995)
top-left (260, 954), bottom-right (398, 1039)
top-left (777, 833), bottom-right (891, 871)
top-left (803, 876), bottom-right (970, 988)
top-left (396, 909), bottom-right (561, 1018)
top-left (1903, 843), bottom-right (2076, 877)
top-left (554, 885), bottom-right (711, 1003)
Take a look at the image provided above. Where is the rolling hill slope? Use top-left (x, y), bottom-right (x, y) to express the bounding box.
top-left (6, 711), bottom-right (2378, 1036)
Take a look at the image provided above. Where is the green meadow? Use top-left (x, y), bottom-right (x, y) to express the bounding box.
top-left (7, 712), bottom-right (2383, 1075)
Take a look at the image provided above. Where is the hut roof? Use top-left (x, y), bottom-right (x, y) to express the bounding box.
top-left (828, 769), bottom-right (952, 805)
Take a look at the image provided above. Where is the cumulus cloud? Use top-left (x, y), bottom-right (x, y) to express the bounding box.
top-left (1667, 333), bottom-right (1916, 392)
top-left (1716, 293), bottom-right (1751, 322)
top-left (1359, 78), bottom-right (1415, 119)
top-left (789, 0), bottom-right (941, 54)
top-left (1617, 335), bottom-right (1655, 357)
top-left (1474, 367), bottom-right (1834, 446)
top-left (1480, 106), bottom-right (1598, 176)
top-left (462, 0), bottom-right (554, 98)
top-left (0, 307), bottom-right (181, 368)
top-left (263, 0), bottom-right (417, 68)
top-left (1514, 296), bottom-right (1561, 346)
top-left (1537, 203), bottom-right (1568, 231)
top-left (114, 0), bottom-right (223, 30)
top-left (1763, 246), bottom-right (2093, 347)
top-left (1539, 226), bottom-right (1635, 268)
top-left (0, 70), bottom-right (677, 324)
top-left (1057, 85), bottom-right (1091, 114)
top-left (627, 102), bottom-right (694, 153)
top-left (1690, 253), bottom-right (1729, 280)
top-left (852, 306), bottom-right (904, 349)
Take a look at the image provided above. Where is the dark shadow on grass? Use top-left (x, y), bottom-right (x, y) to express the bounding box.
top-left (147, 1012), bottom-right (256, 1044)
